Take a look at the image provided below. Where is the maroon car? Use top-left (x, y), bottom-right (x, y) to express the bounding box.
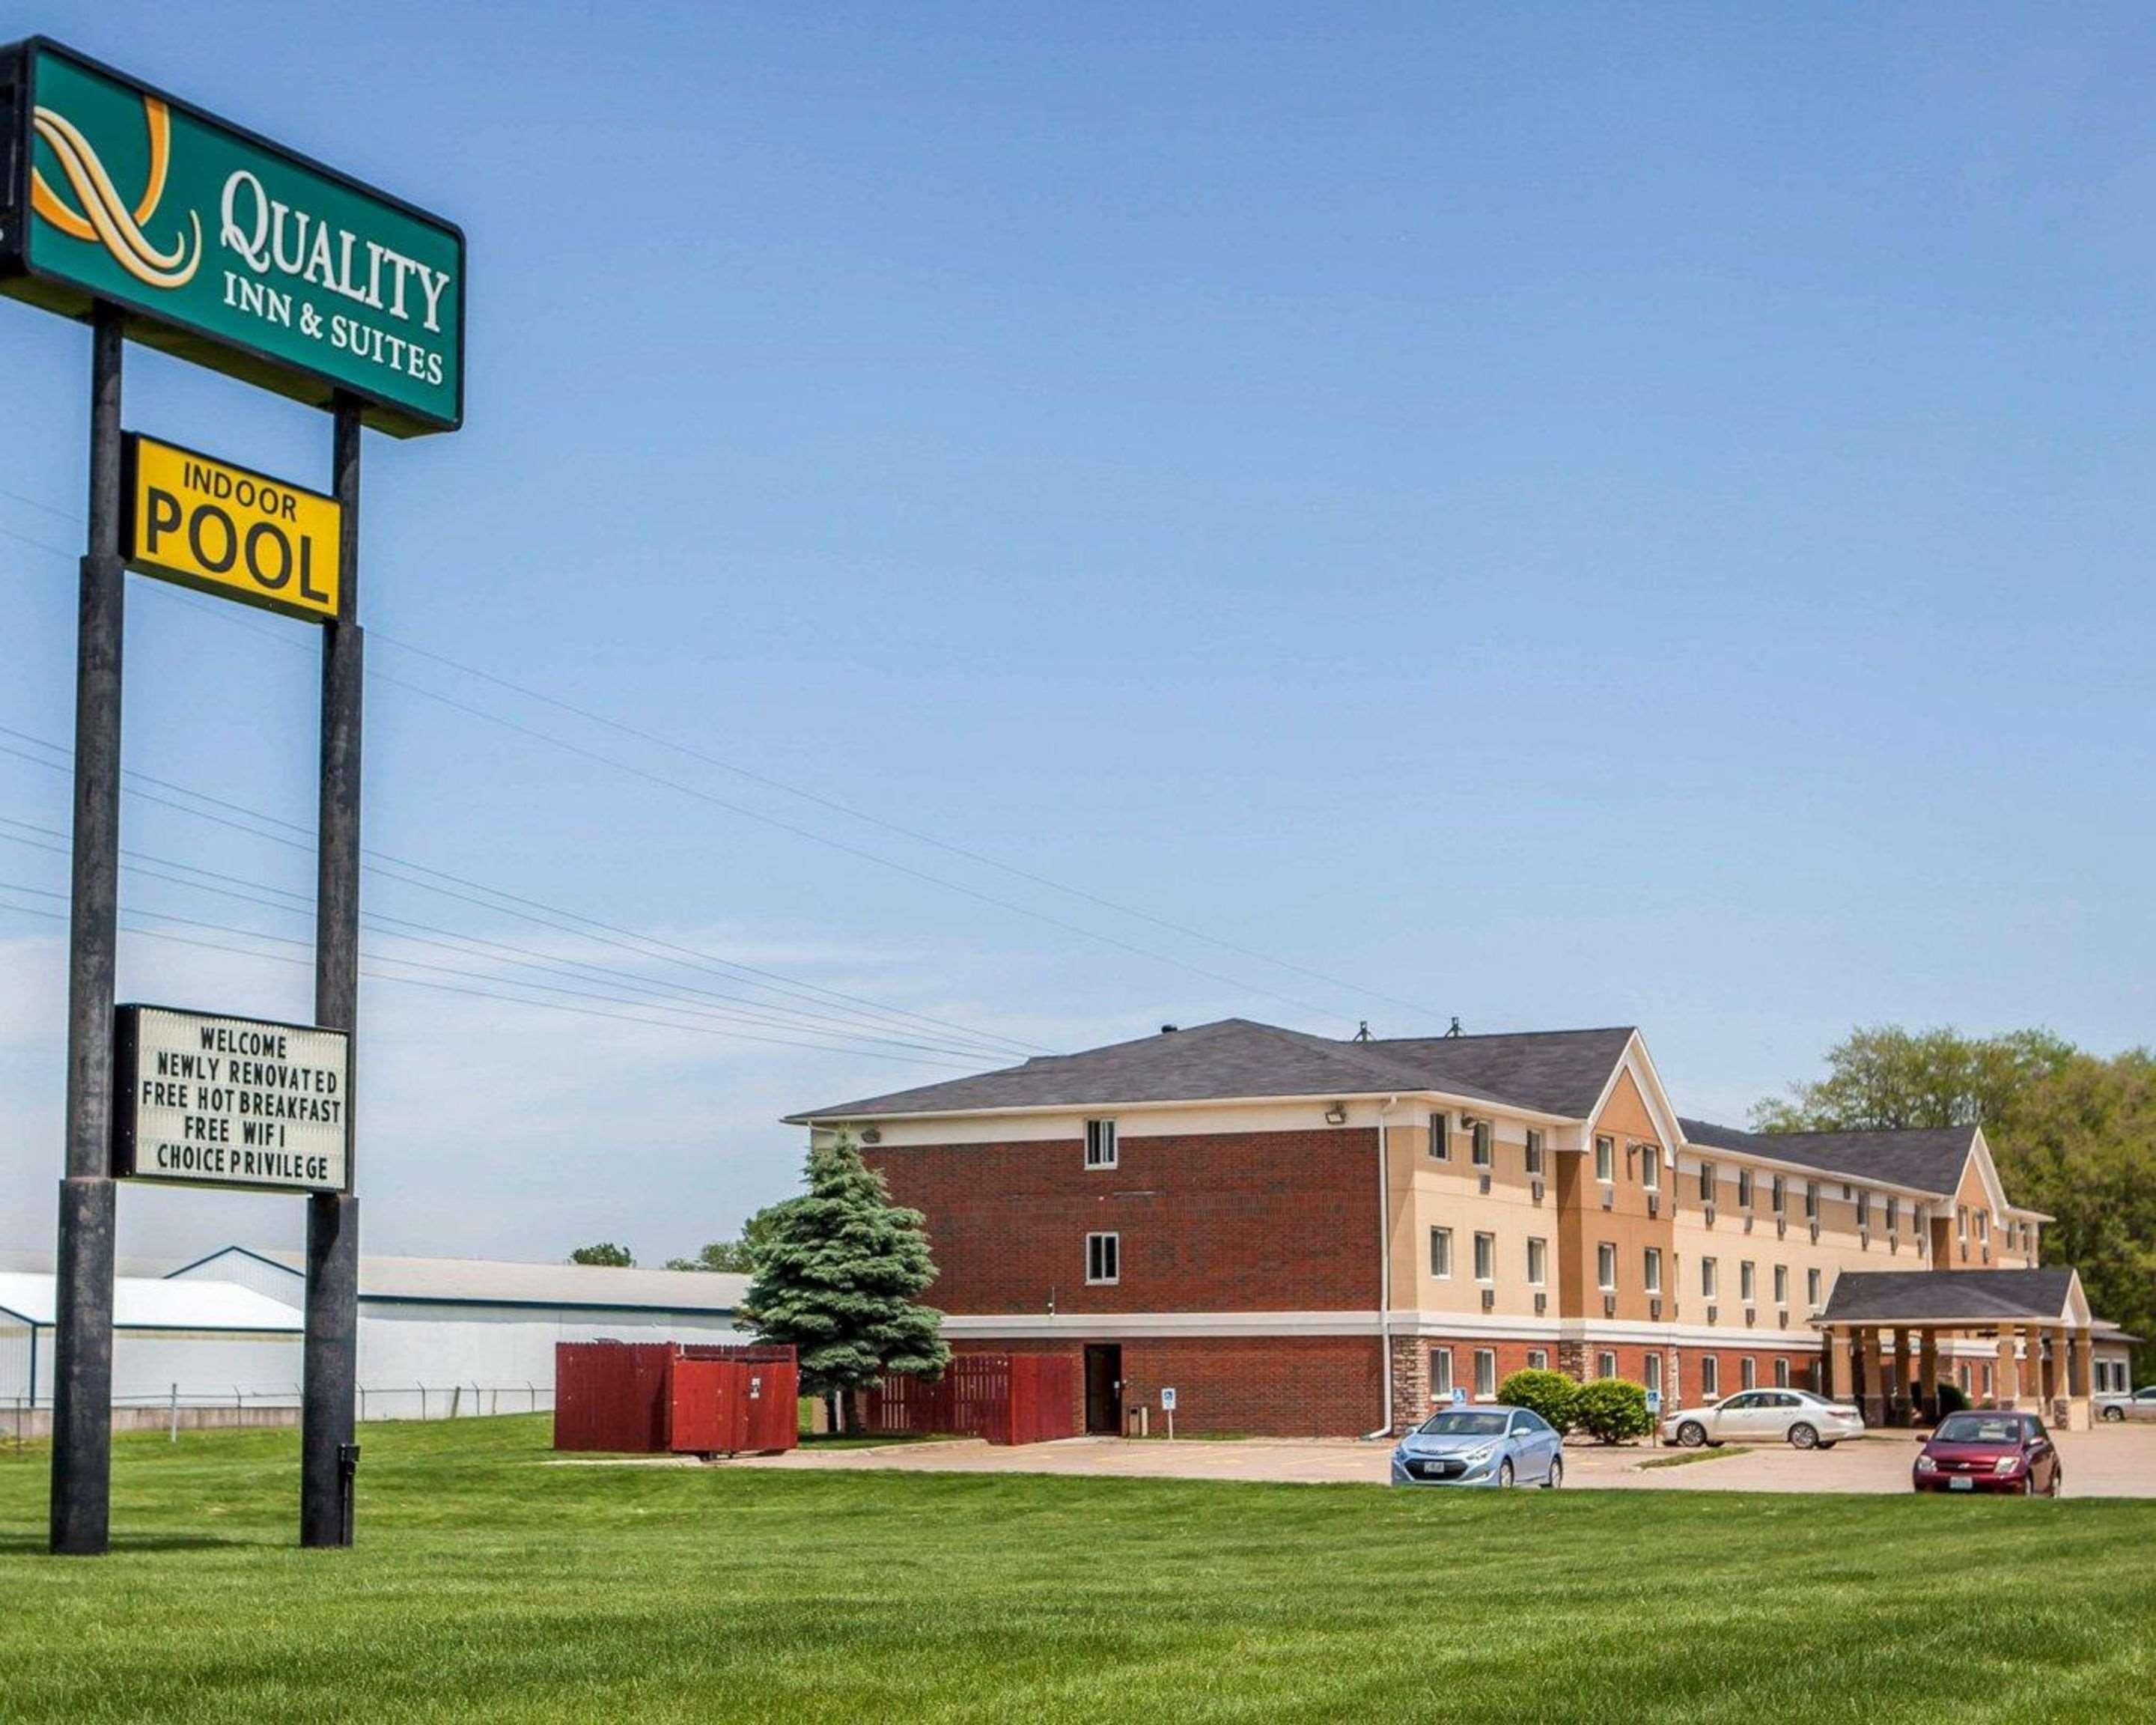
top-left (1913, 1411), bottom-right (2062, 1496)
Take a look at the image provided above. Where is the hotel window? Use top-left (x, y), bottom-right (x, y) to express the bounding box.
top-left (1526, 1348), bottom-right (1548, 1372)
top-left (1977, 1211), bottom-right (1990, 1247)
top-left (1737, 1168), bottom-right (1754, 1208)
top-left (1470, 1121), bottom-right (1493, 1168)
top-left (1429, 1347), bottom-right (1453, 1398)
top-left (1770, 1175), bottom-right (1786, 1215)
top-left (1595, 1135), bottom-right (1615, 1181)
top-left (1702, 1257), bottom-right (1719, 1300)
top-left (1740, 1261), bottom-right (1756, 1303)
top-left (1598, 1351), bottom-right (1618, 1380)
top-left (1474, 1348), bottom-right (1496, 1398)
top-left (1741, 1357), bottom-right (1757, 1390)
top-left (1525, 1129), bottom-right (1545, 1176)
top-left (1857, 1191), bottom-right (1872, 1230)
top-left (1806, 1267), bottom-right (1822, 1308)
top-left (1773, 1265), bottom-right (1788, 1306)
top-left (1702, 1355), bottom-right (1720, 1397)
top-left (1473, 1232), bottom-right (1496, 1284)
top-left (1640, 1149), bottom-right (1660, 1192)
top-left (1429, 1227), bottom-right (1453, 1280)
top-left (1526, 1237), bottom-right (1548, 1287)
top-left (1643, 1247), bottom-right (1663, 1295)
top-left (1597, 1241), bottom-right (1617, 1291)
top-left (1083, 1119), bottom-right (1118, 1169)
top-left (1956, 1206), bottom-right (1968, 1243)
top-left (1773, 1357), bottom-right (1790, 1388)
top-left (1085, 1232), bottom-right (1119, 1285)
top-left (1698, 1160), bottom-right (1715, 1202)
top-left (1982, 1362), bottom-right (1994, 1397)
top-left (1428, 1112), bottom-right (1450, 1160)
top-left (1805, 1181), bottom-right (1820, 1221)
top-left (1644, 1353), bottom-right (1663, 1396)
top-left (1885, 1195), bottom-right (1899, 1232)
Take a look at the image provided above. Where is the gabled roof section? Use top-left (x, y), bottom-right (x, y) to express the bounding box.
top-left (1819, 1268), bottom-right (2084, 1327)
top-left (1680, 1118), bottom-right (1978, 1197)
top-left (786, 1017), bottom-right (1639, 1123)
top-left (1365, 1026), bottom-right (1638, 1119)
top-left (168, 1248), bottom-right (746, 1313)
top-left (0, 1271), bottom-right (304, 1333)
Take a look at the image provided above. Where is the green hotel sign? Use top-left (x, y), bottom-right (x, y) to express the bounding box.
top-left (1, 38), bottom-right (463, 436)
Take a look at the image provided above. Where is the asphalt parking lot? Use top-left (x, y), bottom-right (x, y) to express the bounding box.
top-left (719, 1422), bottom-right (2156, 1497)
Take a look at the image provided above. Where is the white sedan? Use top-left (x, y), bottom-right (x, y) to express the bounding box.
top-left (1660, 1389), bottom-right (1865, 1450)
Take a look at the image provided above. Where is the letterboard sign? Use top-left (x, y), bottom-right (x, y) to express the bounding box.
top-left (112, 1004), bottom-right (350, 1193)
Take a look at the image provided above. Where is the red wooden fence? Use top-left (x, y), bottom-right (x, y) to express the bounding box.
top-left (555, 1341), bottom-right (798, 1454)
top-left (861, 1354), bottom-right (1076, 1445)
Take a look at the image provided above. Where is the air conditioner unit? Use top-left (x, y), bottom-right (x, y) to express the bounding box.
top-left (1481, 1289), bottom-right (1496, 1312)
top-left (1860, 1229), bottom-right (1871, 1248)
top-left (1703, 1204), bottom-right (1716, 1225)
top-left (1530, 1178), bottom-right (1545, 1203)
top-left (1533, 1292), bottom-right (1547, 1315)
top-left (1779, 1311), bottom-right (1790, 1329)
top-left (1603, 1294), bottom-right (1617, 1318)
top-left (1478, 1173), bottom-right (1492, 1196)
top-left (1742, 1214), bottom-right (1754, 1233)
top-left (1600, 1188), bottom-right (1614, 1211)
top-left (1744, 1307), bottom-right (1757, 1327)
top-left (1705, 1304), bottom-right (1718, 1324)
top-left (1776, 1217), bottom-right (1787, 1239)
top-left (1646, 1194), bottom-right (1660, 1219)
top-left (1649, 1297), bottom-right (1663, 1321)
top-left (1809, 1220), bottom-right (1821, 1243)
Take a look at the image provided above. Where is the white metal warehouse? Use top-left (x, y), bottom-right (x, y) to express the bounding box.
top-left (166, 1248), bottom-right (748, 1419)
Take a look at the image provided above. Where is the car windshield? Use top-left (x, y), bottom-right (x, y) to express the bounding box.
top-left (1935, 1414), bottom-right (2023, 1444)
top-left (1416, 1412), bottom-right (1508, 1438)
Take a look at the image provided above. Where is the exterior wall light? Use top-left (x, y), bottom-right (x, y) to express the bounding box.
top-left (1325, 1103), bottom-right (1348, 1125)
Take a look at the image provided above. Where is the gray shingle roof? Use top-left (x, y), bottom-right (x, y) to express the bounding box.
top-left (788, 1017), bottom-right (1633, 1122)
top-left (1681, 1118), bottom-right (1976, 1196)
top-left (1818, 1268), bottom-right (2079, 1326)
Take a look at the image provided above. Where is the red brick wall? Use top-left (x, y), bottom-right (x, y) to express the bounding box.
top-left (948, 1335), bottom-right (1383, 1438)
top-left (1674, 1345), bottom-right (1824, 1402)
top-left (865, 1129), bottom-right (1381, 1314)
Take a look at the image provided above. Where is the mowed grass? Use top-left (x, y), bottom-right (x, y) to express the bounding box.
top-left (2, 1419), bottom-right (2152, 1723)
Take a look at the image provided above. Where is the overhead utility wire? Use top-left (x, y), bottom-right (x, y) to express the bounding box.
top-left (0, 883), bottom-right (981, 1068)
top-left (0, 723), bottom-right (1046, 1059)
top-left (0, 820), bottom-right (1014, 1063)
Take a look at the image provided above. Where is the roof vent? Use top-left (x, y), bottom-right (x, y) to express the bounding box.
top-left (1160, 1024), bottom-right (1178, 1035)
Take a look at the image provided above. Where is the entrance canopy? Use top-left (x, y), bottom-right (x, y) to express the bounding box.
top-left (1817, 1268), bottom-right (2101, 1430)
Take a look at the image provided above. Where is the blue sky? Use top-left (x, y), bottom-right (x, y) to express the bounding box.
top-left (3, 4), bottom-right (2152, 1267)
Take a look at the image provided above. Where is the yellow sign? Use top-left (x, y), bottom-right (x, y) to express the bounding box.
top-left (124, 435), bottom-right (341, 621)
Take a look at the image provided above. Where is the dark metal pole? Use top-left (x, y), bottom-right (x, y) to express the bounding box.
top-left (49, 304), bottom-right (126, 1557)
top-left (302, 395), bottom-right (363, 1548)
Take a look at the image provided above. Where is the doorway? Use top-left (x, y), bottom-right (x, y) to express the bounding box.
top-left (1083, 1344), bottom-right (1123, 1435)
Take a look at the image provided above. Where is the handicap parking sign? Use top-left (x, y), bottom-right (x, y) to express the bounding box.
top-left (1646, 1390), bottom-right (1662, 1414)
top-left (1451, 1387), bottom-right (1467, 1406)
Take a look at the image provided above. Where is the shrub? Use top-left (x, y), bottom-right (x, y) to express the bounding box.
top-left (1496, 1369), bottom-right (1580, 1433)
top-left (1934, 1382), bottom-right (1969, 1418)
top-left (1571, 1378), bottom-right (1654, 1444)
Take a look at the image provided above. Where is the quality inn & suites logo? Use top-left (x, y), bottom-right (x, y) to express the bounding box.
top-left (31, 92), bottom-right (202, 290)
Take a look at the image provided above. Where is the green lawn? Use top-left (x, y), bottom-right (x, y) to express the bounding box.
top-left (2, 1417), bottom-right (2152, 1722)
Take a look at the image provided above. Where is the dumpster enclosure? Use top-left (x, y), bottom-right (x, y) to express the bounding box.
top-left (554, 1341), bottom-right (798, 1455)
top-left (860, 1353), bottom-right (1077, 1444)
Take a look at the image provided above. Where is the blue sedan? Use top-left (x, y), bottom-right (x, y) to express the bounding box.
top-left (1390, 1405), bottom-right (1564, 1488)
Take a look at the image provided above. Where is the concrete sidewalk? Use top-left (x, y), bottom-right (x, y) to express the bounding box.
top-left (715, 1423), bottom-right (2156, 1497)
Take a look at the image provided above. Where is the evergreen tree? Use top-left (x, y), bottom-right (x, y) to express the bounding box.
top-left (741, 1135), bottom-right (950, 1426)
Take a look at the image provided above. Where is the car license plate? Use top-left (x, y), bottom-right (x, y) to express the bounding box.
top-left (1948, 1477), bottom-right (1973, 1491)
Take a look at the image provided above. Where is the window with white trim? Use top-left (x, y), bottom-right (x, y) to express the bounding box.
top-left (1885, 1195), bottom-right (1899, 1232)
top-left (1702, 1256), bottom-right (1719, 1300)
top-left (1857, 1190), bottom-right (1872, 1230)
top-left (1525, 1129), bottom-right (1545, 1177)
top-left (1773, 1357), bottom-right (1790, 1388)
top-left (1644, 1353), bottom-right (1663, 1396)
top-left (1740, 1260), bottom-right (1756, 1304)
top-left (1428, 1112), bottom-right (1450, 1161)
top-left (1698, 1160), bottom-right (1716, 1202)
top-left (1429, 1346), bottom-right (1453, 1397)
top-left (1773, 1264), bottom-right (1788, 1306)
top-left (1429, 1227), bottom-right (1452, 1280)
top-left (1083, 1119), bottom-right (1118, 1169)
top-left (1741, 1356), bottom-right (1757, 1390)
top-left (1526, 1348), bottom-right (1548, 1372)
top-left (1643, 1247), bottom-right (1663, 1295)
top-left (1598, 1350), bottom-right (1618, 1380)
top-left (1639, 1147), bottom-right (1660, 1192)
top-left (1702, 1355), bottom-right (1720, 1398)
top-left (1474, 1348), bottom-right (1496, 1398)
top-left (1737, 1167), bottom-right (1754, 1209)
top-left (1770, 1174), bottom-right (1786, 1215)
top-left (1806, 1267), bottom-right (1822, 1308)
top-left (1597, 1241), bottom-right (1617, 1291)
top-left (1526, 1237), bottom-right (1547, 1288)
top-left (1473, 1232), bottom-right (1496, 1283)
top-left (1085, 1232), bottom-right (1119, 1285)
top-left (1595, 1135), bottom-right (1615, 1181)
top-left (1805, 1181), bottom-right (1820, 1221)
top-left (1470, 1121), bottom-right (1493, 1169)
